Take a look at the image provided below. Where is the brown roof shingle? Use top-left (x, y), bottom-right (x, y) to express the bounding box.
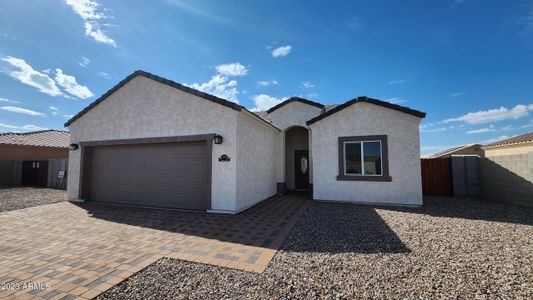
top-left (0, 130), bottom-right (70, 148)
top-left (484, 131), bottom-right (533, 148)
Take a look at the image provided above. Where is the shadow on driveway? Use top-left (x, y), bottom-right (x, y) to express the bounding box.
top-left (75, 194), bottom-right (412, 254)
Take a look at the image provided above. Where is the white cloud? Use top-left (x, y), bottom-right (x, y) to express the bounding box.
top-left (442, 104), bottom-right (533, 125)
top-left (78, 56), bottom-right (90, 67)
top-left (421, 127), bottom-right (447, 133)
top-left (271, 45), bottom-right (292, 58)
top-left (0, 97), bottom-right (20, 103)
top-left (97, 71), bottom-right (110, 79)
top-left (450, 91), bottom-right (465, 97)
top-left (466, 127), bottom-right (496, 134)
top-left (186, 62), bottom-right (249, 103)
top-left (21, 124), bottom-right (48, 131)
top-left (215, 63), bottom-right (248, 77)
top-left (63, 114), bottom-right (74, 118)
top-left (0, 122), bottom-right (49, 132)
top-left (501, 125), bottom-right (513, 131)
top-left (0, 122), bottom-right (20, 129)
top-left (188, 74), bottom-right (240, 103)
top-left (301, 81), bottom-right (315, 88)
top-left (387, 97), bottom-right (407, 104)
top-left (249, 94), bottom-right (287, 111)
top-left (49, 106), bottom-right (59, 116)
top-left (1, 56), bottom-right (63, 97)
top-left (257, 80), bottom-right (278, 87)
top-left (54, 69), bottom-right (94, 99)
top-left (1, 106), bottom-right (45, 117)
top-left (64, 0), bottom-right (116, 46)
top-left (389, 79), bottom-right (408, 85)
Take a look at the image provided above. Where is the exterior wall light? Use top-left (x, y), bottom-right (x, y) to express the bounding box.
top-left (214, 134), bottom-right (223, 144)
top-left (69, 143), bottom-right (79, 150)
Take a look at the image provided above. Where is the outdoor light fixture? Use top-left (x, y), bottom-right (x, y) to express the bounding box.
top-left (214, 134), bottom-right (223, 144)
top-left (69, 143), bottom-right (79, 150)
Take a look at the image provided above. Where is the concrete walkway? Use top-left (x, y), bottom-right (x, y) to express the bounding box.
top-left (0, 194), bottom-right (308, 299)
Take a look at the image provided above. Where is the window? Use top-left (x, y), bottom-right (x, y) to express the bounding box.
top-left (338, 135), bottom-right (391, 182)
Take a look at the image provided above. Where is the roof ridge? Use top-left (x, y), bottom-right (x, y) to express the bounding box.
top-left (65, 70), bottom-right (279, 131)
top-left (266, 97), bottom-right (324, 114)
top-left (484, 131), bottom-right (533, 148)
top-left (306, 96), bottom-right (426, 125)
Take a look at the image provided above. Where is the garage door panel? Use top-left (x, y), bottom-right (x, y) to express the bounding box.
top-left (156, 160), bottom-right (171, 172)
top-left (88, 141), bottom-right (210, 210)
top-left (189, 160), bottom-right (207, 175)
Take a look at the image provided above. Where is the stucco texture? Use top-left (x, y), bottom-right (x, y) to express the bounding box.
top-left (268, 101), bottom-right (322, 184)
top-left (235, 112), bottom-right (278, 211)
top-left (310, 102), bottom-right (423, 205)
top-left (67, 76), bottom-right (239, 211)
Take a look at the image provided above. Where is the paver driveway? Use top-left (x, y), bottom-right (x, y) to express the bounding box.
top-left (0, 194), bottom-right (308, 299)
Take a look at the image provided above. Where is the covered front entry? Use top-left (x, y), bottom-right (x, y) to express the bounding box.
top-left (285, 126), bottom-right (310, 191)
top-left (83, 139), bottom-right (211, 211)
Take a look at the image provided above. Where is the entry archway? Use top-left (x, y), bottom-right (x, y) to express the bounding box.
top-left (284, 126), bottom-right (310, 191)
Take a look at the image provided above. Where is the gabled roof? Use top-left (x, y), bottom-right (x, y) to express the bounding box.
top-left (64, 70), bottom-right (278, 131)
top-left (0, 130), bottom-right (70, 148)
top-left (484, 131), bottom-right (533, 148)
top-left (266, 97), bottom-right (324, 114)
top-left (306, 96), bottom-right (426, 125)
top-left (427, 144), bottom-right (482, 158)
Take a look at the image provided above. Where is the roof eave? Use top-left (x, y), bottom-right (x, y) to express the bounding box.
top-left (65, 70), bottom-right (245, 128)
top-left (266, 97), bottom-right (324, 114)
top-left (306, 96), bottom-right (426, 126)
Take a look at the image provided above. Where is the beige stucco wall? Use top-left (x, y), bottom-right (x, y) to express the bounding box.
top-left (0, 145), bottom-right (68, 185)
top-left (310, 102), bottom-right (423, 205)
top-left (235, 112), bottom-right (278, 211)
top-left (484, 142), bottom-right (533, 157)
top-left (268, 101), bottom-right (322, 184)
top-left (67, 75), bottom-right (240, 211)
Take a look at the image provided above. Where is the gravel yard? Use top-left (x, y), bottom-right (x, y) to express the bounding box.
top-left (0, 186), bottom-right (67, 212)
top-left (100, 197), bottom-right (533, 299)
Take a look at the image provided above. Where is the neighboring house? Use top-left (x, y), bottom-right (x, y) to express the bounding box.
top-left (65, 70), bottom-right (426, 213)
top-left (424, 144), bottom-right (484, 158)
top-left (0, 130), bottom-right (70, 188)
top-left (480, 131), bottom-right (533, 208)
top-left (483, 132), bottom-right (533, 157)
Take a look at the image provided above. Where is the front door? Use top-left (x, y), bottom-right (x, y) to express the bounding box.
top-left (22, 160), bottom-right (49, 186)
top-left (294, 150), bottom-right (309, 190)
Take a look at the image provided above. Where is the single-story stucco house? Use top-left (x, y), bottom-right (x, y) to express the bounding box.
top-left (65, 70), bottom-right (426, 213)
top-left (0, 130), bottom-right (69, 188)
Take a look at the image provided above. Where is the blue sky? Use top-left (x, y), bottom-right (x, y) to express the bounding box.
top-left (1, 0), bottom-right (532, 155)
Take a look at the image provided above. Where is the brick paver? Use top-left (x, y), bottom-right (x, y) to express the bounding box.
top-left (0, 194), bottom-right (308, 299)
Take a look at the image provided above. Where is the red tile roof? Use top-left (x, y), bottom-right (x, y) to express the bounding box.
top-left (484, 131), bottom-right (533, 148)
top-left (0, 130), bottom-right (70, 148)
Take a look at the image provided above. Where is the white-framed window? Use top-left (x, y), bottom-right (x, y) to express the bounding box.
top-left (344, 140), bottom-right (383, 176)
top-left (337, 135), bottom-right (391, 182)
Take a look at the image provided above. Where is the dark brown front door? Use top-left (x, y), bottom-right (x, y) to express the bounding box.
top-left (87, 141), bottom-right (210, 211)
top-left (294, 150), bottom-right (309, 190)
top-left (22, 160), bottom-right (49, 186)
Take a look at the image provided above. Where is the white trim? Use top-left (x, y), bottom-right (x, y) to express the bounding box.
top-left (343, 140), bottom-right (383, 176)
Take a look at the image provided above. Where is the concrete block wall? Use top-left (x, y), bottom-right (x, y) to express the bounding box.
top-left (479, 152), bottom-right (532, 208)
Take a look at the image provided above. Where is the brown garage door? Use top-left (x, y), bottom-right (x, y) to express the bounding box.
top-left (87, 141), bottom-right (210, 210)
